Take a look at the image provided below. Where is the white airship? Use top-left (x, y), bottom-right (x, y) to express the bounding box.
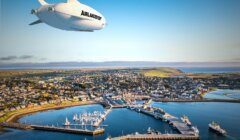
top-left (30, 0), bottom-right (106, 32)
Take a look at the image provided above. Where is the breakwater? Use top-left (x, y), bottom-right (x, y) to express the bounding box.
top-left (0, 122), bottom-right (104, 135)
top-left (110, 134), bottom-right (199, 140)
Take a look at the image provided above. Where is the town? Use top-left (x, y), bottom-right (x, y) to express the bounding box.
top-left (0, 68), bottom-right (240, 119)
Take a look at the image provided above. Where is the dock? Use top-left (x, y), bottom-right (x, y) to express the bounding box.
top-left (31, 125), bottom-right (104, 135)
top-left (170, 120), bottom-right (196, 135)
top-left (110, 134), bottom-right (199, 140)
top-left (93, 108), bottom-right (112, 127)
top-left (0, 122), bottom-right (104, 135)
top-left (65, 123), bottom-right (108, 127)
top-left (128, 106), bottom-right (199, 136)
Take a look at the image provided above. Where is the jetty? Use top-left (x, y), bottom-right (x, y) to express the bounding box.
top-left (109, 134), bottom-right (199, 140)
top-left (0, 122), bottom-right (104, 135)
top-left (93, 108), bottom-right (112, 127)
top-left (31, 125), bottom-right (104, 135)
top-left (64, 123), bottom-right (108, 127)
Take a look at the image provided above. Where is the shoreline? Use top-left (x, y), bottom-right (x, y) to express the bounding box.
top-left (1, 101), bottom-right (97, 124)
top-left (1, 99), bottom-right (239, 127)
top-left (153, 99), bottom-right (240, 103)
top-left (153, 88), bottom-right (240, 103)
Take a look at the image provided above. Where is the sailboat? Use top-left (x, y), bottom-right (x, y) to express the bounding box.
top-left (73, 114), bottom-right (79, 121)
top-left (63, 117), bottom-right (70, 126)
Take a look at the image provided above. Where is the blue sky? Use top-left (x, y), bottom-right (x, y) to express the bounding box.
top-left (0, 0), bottom-right (240, 63)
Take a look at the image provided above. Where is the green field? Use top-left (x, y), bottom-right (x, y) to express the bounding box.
top-left (142, 67), bottom-right (183, 77)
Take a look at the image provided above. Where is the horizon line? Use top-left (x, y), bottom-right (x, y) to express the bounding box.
top-left (1, 61), bottom-right (240, 64)
top-left (0, 61), bottom-right (240, 69)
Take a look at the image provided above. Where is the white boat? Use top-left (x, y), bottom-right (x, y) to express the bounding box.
top-left (181, 115), bottom-right (192, 126)
top-left (147, 127), bottom-right (152, 134)
top-left (73, 114), bottom-right (79, 121)
top-left (63, 117), bottom-right (70, 126)
top-left (209, 121), bottom-right (227, 136)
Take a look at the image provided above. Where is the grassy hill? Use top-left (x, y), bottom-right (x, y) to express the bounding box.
top-left (142, 67), bottom-right (183, 78)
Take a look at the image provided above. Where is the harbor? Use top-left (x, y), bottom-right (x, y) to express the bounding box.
top-left (1, 102), bottom-right (239, 139)
top-left (127, 99), bottom-right (199, 137)
top-left (1, 100), bottom-right (200, 139)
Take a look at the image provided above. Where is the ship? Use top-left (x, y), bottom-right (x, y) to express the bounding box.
top-left (181, 115), bottom-right (192, 126)
top-left (209, 121), bottom-right (227, 136)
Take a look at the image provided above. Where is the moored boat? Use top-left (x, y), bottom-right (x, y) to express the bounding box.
top-left (209, 121), bottom-right (227, 136)
top-left (181, 115), bottom-right (192, 126)
top-left (63, 117), bottom-right (70, 126)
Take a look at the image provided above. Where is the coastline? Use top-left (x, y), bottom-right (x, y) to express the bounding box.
top-left (1, 101), bottom-right (97, 124)
top-left (153, 99), bottom-right (240, 103)
top-left (1, 98), bottom-right (240, 126)
top-left (153, 88), bottom-right (240, 103)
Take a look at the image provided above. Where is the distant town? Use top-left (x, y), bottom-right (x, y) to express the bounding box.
top-left (0, 68), bottom-right (240, 120)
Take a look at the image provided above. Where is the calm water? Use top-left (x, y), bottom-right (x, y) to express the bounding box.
top-left (1, 66), bottom-right (240, 74)
top-left (178, 67), bottom-right (240, 73)
top-left (0, 103), bottom-right (240, 140)
top-left (152, 102), bottom-right (240, 140)
top-left (204, 90), bottom-right (240, 100)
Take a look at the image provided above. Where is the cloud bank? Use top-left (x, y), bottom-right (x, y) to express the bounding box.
top-left (0, 55), bottom-right (34, 61)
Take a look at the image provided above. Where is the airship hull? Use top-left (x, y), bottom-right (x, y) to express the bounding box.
top-left (31, 0), bottom-right (106, 32)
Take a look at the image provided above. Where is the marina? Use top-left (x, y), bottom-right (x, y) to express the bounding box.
top-left (69, 107), bottom-right (112, 128)
top-left (1, 102), bottom-right (240, 140)
top-left (1, 101), bottom-right (199, 138)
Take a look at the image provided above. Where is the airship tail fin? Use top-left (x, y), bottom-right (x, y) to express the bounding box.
top-left (29, 19), bottom-right (43, 26)
top-left (38, 0), bottom-right (48, 5)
